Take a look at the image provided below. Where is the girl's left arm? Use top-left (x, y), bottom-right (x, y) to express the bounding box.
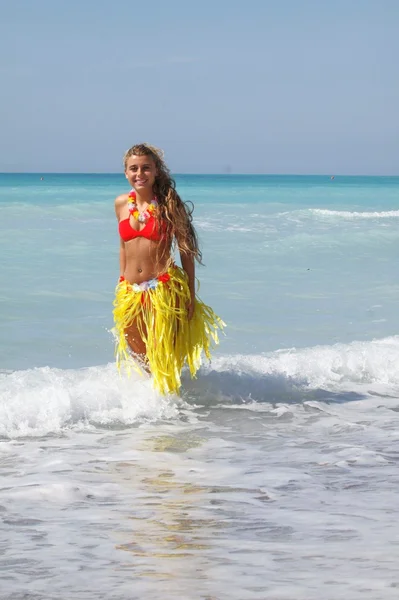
top-left (180, 251), bottom-right (195, 320)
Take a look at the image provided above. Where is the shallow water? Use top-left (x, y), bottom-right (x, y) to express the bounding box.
top-left (1, 174), bottom-right (399, 598)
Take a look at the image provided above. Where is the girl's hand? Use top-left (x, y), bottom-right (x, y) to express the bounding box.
top-left (186, 297), bottom-right (195, 320)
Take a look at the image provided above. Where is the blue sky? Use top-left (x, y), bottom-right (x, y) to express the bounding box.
top-left (1, 0), bottom-right (398, 174)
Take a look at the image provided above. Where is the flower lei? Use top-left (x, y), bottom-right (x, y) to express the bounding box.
top-left (128, 190), bottom-right (158, 223)
top-left (118, 272), bottom-right (171, 286)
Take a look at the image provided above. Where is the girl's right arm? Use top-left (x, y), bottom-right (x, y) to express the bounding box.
top-left (115, 195), bottom-right (127, 279)
top-left (119, 237), bottom-right (126, 279)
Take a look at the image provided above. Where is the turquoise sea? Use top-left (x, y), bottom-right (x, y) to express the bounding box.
top-left (1, 173), bottom-right (399, 599)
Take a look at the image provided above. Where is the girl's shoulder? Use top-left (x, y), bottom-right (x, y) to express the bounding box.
top-left (114, 192), bottom-right (129, 207)
top-left (114, 193), bottom-right (129, 218)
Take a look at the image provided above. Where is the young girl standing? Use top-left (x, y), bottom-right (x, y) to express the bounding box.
top-left (113, 143), bottom-right (224, 395)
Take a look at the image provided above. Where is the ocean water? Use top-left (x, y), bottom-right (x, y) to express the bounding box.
top-left (1, 173), bottom-right (399, 599)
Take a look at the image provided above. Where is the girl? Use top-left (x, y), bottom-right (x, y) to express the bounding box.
top-left (113, 143), bottom-right (225, 395)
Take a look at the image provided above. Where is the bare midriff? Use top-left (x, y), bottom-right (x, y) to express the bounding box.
top-left (123, 236), bottom-right (171, 284)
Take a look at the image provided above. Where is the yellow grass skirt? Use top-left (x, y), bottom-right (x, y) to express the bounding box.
top-left (113, 265), bottom-right (225, 395)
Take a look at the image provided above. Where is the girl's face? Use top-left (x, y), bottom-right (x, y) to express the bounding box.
top-left (125, 154), bottom-right (157, 193)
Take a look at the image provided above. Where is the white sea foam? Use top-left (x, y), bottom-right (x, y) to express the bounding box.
top-left (310, 208), bottom-right (399, 219)
top-left (2, 336), bottom-right (399, 438)
top-left (0, 363), bottom-right (180, 438)
top-left (207, 335), bottom-right (399, 389)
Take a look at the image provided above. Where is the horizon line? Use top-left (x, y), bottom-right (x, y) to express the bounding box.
top-left (1, 172), bottom-right (399, 178)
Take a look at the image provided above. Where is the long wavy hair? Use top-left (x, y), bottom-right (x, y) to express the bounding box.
top-left (123, 143), bottom-right (203, 264)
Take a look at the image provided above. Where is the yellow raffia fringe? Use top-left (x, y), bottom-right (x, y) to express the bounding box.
top-left (112, 265), bottom-right (225, 395)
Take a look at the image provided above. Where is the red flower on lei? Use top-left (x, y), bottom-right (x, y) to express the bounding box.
top-left (158, 273), bottom-right (170, 283)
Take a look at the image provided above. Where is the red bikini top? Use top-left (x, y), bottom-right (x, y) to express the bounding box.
top-left (119, 215), bottom-right (167, 243)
